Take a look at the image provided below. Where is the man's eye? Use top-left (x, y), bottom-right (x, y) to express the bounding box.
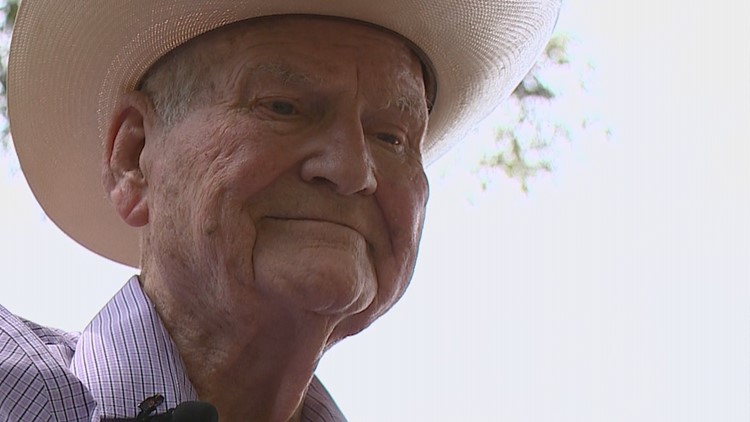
top-left (268, 100), bottom-right (296, 116)
top-left (376, 133), bottom-right (402, 146)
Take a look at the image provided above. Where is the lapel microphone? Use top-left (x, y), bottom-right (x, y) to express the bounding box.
top-left (142, 401), bottom-right (219, 421)
top-left (101, 394), bottom-right (219, 422)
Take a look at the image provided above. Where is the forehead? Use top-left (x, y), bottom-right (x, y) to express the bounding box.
top-left (207, 16), bottom-right (421, 62)
top-left (190, 16), bottom-right (430, 101)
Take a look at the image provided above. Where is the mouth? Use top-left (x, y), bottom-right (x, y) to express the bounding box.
top-left (263, 216), bottom-right (374, 253)
top-left (266, 216), bottom-right (358, 233)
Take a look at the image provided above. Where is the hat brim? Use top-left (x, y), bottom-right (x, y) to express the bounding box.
top-left (8, 0), bottom-right (560, 267)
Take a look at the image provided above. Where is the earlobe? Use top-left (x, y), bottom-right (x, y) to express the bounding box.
top-left (102, 92), bottom-right (155, 228)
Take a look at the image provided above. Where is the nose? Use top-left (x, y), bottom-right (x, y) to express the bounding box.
top-left (300, 115), bottom-right (377, 196)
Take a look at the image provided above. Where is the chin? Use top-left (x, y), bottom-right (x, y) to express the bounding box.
top-left (268, 267), bottom-right (378, 316)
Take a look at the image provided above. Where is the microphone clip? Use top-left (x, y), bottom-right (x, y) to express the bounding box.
top-left (136, 394), bottom-right (166, 420)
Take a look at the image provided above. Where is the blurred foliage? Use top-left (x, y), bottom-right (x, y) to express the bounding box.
top-left (481, 33), bottom-right (610, 191)
top-left (0, 0), bottom-right (18, 150)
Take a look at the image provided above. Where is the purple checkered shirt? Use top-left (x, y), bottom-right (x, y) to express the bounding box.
top-left (0, 276), bottom-right (346, 421)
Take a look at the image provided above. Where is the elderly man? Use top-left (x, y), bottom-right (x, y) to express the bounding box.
top-left (1, 1), bottom-right (559, 421)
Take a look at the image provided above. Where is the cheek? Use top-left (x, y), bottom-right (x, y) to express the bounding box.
top-left (150, 133), bottom-right (248, 253)
top-left (372, 167), bottom-right (428, 300)
top-left (183, 132), bottom-right (301, 282)
top-left (208, 121), bottom-right (297, 199)
top-left (328, 172), bottom-right (427, 343)
top-left (381, 169), bottom-right (429, 254)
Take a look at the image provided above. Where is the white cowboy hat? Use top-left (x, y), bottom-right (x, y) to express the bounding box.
top-left (8, 0), bottom-right (561, 267)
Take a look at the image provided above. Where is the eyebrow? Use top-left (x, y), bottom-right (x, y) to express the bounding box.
top-left (383, 66), bottom-right (430, 121)
top-left (385, 92), bottom-right (428, 121)
top-left (251, 61), bottom-right (429, 120)
top-left (252, 61), bottom-right (321, 86)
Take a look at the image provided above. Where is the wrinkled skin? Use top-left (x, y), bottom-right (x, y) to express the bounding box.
top-left (105, 16), bottom-right (430, 421)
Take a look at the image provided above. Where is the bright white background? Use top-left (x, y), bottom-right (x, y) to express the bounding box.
top-left (1, 1), bottom-right (748, 421)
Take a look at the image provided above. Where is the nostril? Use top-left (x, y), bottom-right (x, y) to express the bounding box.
top-left (310, 176), bottom-right (332, 186)
top-left (305, 173), bottom-right (376, 196)
top-left (299, 134), bottom-right (378, 195)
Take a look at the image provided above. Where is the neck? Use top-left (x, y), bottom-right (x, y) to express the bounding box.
top-left (140, 271), bottom-right (336, 422)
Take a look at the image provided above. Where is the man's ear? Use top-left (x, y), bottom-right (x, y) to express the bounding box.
top-left (102, 91), bottom-right (158, 228)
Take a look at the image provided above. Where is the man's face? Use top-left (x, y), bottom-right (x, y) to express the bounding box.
top-left (140, 17), bottom-right (430, 343)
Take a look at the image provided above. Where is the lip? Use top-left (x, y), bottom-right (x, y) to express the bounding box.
top-left (264, 216), bottom-right (375, 252)
top-left (267, 216), bottom-right (357, 233)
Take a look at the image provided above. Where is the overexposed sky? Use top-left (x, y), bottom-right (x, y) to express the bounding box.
top-left (2, 1), bottom-right (749, 421)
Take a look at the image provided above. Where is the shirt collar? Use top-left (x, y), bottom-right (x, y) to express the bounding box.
top-left (71, 276), bottom-right (197, 418)
top-left (71, 276), bottom-right (346, 421)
